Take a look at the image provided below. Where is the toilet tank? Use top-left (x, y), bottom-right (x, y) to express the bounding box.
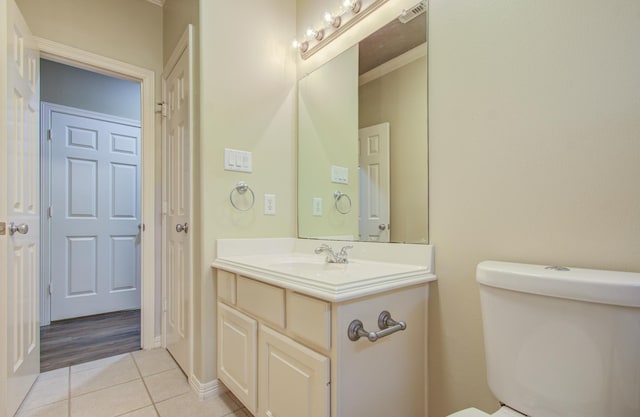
top-left (477, 261), bottom-right (640, 417)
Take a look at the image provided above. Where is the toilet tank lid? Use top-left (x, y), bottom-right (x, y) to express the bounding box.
top-left (477, 261), bottom-right (640, 307)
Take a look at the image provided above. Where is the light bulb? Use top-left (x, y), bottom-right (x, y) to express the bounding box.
top-left (292, 39), bottom-right (309, 53)
top-left (324, 11), bottom-right (341, 28)
top-left (306, 27), bottom-right (324, 41)
top-left (343, 0), bottom-right (361, 13)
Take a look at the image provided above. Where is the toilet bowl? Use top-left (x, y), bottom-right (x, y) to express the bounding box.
top-left (447, 261), bottom-right (640, 417)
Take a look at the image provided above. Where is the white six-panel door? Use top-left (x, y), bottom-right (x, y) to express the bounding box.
top-left (48, 105), bottom-right (141, 321)
top-left (1, 0), bottom-right (40, 415)
top-left (358, 123), bottom-right (390, 242)
top-left (164, 39), bottom-right (191, 374)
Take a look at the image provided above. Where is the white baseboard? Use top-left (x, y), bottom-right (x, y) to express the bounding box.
top-left (152, 336), bottom-right (162, 349)
top-left (189, 374), bottom-right (228, 400)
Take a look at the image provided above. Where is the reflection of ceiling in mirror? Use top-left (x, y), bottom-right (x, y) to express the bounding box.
top-left (359, 14), bottom-right (426, 75)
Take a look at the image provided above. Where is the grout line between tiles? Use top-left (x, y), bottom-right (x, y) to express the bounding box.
top-left (132, 352), bottom-right (162, 417)
top-left (67, 356), bottom-right (143, 399)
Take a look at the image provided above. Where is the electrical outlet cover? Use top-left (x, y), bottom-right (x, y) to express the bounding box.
top-left (312, 197), bottom-right (322, 216)
top-left (264, 194), bottom-right (276, 215)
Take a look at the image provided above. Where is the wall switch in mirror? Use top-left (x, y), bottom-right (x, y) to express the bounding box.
top-left (312, 198), bottom-right (323, 216)
top-left (224, 148), bottom-right (252, 172)
top-left (331, 165), bottom-right (349, 184)
top-left (264, 194), bottom-right (276, 215)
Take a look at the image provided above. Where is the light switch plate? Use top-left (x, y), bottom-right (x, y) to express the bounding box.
top-left (224, 148), bottom-right (252, 172)
top-left (331, 165), bottom-right (348, 184)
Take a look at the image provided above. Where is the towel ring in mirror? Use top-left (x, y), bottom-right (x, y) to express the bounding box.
top-left (334, 191), bottom-right (352, 214)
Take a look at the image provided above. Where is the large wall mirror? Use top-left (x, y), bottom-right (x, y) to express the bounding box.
top-left (298, 9), bottom-right (427, 244)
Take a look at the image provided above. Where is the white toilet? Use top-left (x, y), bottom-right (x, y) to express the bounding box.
top-left (449, 261), bottom-right (640, 417)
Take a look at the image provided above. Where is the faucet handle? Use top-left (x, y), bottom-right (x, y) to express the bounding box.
top-left (339, 245), bottom-right (353, 255)
top-left (314, 243), bottom-right (331, 254)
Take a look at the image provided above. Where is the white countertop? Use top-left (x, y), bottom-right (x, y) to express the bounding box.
top-left (212, 238), bottom-right (436, 302)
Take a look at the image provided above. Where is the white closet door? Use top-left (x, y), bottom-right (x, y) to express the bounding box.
top-left (164, 43), bottom-right (191, 374)
top-left (358, 122), bottom-right (390, 242)
top-left (49, 107), bottom-right (141, 321)
top-left (1, 1), bottom-right (40, 415)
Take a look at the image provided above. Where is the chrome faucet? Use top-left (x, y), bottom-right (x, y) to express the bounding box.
top-left (314, 244), bottom-right (353, 264)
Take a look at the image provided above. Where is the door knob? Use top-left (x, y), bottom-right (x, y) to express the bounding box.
top-left (9, 222), bottom-right (29, 236)
top-left (175, 222), bottom-right (188, 233)
top-left (378, 224), bottom-right (387, 231)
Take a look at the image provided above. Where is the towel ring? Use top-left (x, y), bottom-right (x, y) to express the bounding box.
top-left (230, 181), bottom-right (255, 211)
top-left (334, 191), bottom-right (352, 214)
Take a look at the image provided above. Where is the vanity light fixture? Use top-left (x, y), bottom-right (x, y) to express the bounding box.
top-left (292, 0), bottom-right (387, 59)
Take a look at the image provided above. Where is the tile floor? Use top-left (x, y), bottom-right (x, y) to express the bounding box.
top-left (15, 349), bottom-right (250, 417)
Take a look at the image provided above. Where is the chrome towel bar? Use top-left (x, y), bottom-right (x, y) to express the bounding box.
top-left (347, 311), bottom-right (406, 342)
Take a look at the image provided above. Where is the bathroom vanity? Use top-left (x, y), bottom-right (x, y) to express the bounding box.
top-left (212, 238), bottom-right (436, 417)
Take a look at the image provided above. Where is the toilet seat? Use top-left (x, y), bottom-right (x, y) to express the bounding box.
top-left (448, 406), bottom-right (525, 417)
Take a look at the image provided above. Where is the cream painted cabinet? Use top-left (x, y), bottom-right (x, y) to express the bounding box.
top-left (215, 268), bottom-right (428, 417)
top-left (217, 303), bottom-right (258, 413)
top-left (216, 272), bottom-right (330, 416)
top-left (259, 325), bottom-right (330, 417)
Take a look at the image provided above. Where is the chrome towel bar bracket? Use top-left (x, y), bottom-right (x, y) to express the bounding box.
top-left (347, 311), bottom-right (406, 342)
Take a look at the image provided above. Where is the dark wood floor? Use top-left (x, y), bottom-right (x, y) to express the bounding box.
top-left (40, 309), bottom-right (141, 372)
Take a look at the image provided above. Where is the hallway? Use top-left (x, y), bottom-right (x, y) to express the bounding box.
top-left (40, 310), bottom-right (141, 372)
top-left (16, 349), bottom-right (249, 417)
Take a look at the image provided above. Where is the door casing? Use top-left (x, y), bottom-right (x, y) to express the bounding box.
top-left (36, 37), bottom-right (157, 349)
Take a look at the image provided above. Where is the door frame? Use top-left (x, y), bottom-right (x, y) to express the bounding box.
top-left (161, 24), bottom-right (194, 383)
top-left (36, 38), bottom-right (157, 349)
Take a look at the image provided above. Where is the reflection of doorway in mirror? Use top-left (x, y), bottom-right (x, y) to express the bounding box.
top-left (358, 122), bottom-right (390, 242)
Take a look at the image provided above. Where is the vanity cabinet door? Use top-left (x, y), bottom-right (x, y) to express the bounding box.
top-left (218, 302), bottom-right (257, 413)
top-left (258, 325), bottom-right (330, 417)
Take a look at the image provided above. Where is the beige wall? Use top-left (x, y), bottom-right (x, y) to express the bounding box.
top-left (359, 54), bottom-right (428, 243)
top-left (163, 0), bottom-right (198, 65)
top-left (197, 0), bottom-right (297, 382)
top-left (16, 0), bottom-right (162, 74)
top-left (428, 0), bottom-right (640, 416)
